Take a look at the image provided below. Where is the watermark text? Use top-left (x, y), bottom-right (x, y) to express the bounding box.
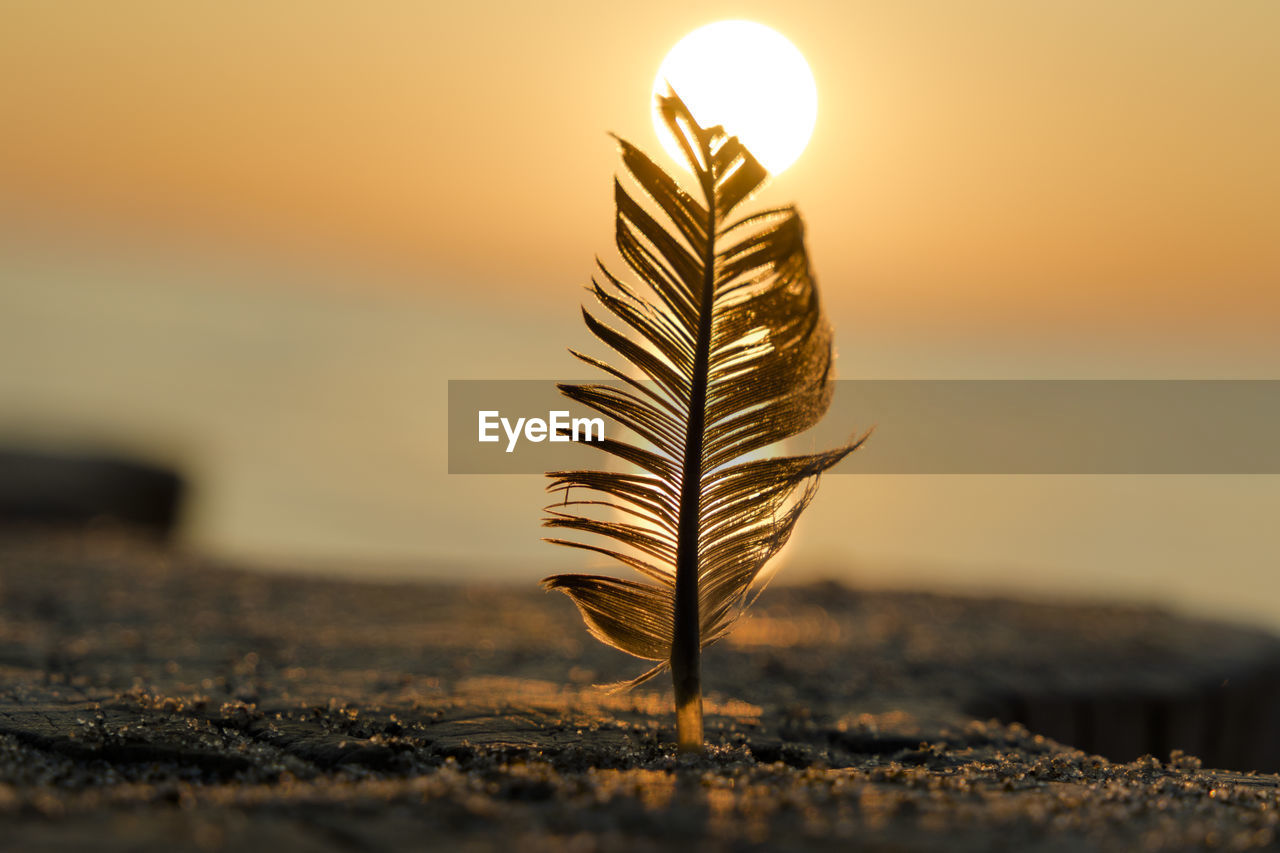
top-left (478, 410), bottom-right (605, 453)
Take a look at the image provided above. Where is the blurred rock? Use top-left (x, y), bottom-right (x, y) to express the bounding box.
top-left (0, 449), bottom-right (185, 539)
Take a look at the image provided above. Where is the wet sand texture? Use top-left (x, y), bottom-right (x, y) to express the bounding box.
top-left (1, 533), bottom-right (1279, 851)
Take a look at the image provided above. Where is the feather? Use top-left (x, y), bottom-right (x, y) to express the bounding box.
top-left (542, 90), bottom-right (867, 751)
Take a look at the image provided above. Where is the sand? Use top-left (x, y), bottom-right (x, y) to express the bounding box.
top-left (1, 530), bottom-right (1279, 851)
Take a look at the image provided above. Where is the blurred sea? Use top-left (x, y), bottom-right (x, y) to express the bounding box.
top-left (3, 234), bottom-right (1279, 631)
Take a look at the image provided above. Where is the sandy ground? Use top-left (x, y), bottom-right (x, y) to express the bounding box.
top-left (1, 531), bottom-right (1279, 851)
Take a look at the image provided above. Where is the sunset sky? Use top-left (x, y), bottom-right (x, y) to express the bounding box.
top-left (5, 1), bottom-right (1278, 336)
top-left (2, 2), bottom-right (1277, 623)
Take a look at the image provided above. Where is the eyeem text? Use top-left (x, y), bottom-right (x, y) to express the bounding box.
top-left (478, 410), bottom-right (605, 453)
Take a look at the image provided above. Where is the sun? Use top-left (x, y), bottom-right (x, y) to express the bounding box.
top-left (652, 21), bottom-right (817, 175)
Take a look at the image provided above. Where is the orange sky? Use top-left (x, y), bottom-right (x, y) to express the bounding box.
top-left (3, 2), bottom-right (1279, 623)
top-left (3, 0), bottom-right (1277, 340)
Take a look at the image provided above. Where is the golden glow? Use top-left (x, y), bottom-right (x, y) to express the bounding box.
top-left (652, 21), bottom-right (817, 174)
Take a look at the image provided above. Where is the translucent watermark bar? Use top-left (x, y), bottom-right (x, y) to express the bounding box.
top-left (448, 380), bottom-right (1280, 474)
